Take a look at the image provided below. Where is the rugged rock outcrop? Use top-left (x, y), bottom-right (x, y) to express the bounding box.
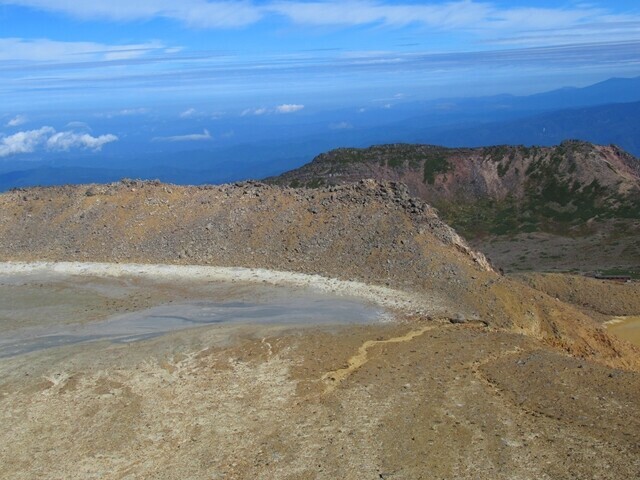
top-left (266, 141), bottom-right (640, 237)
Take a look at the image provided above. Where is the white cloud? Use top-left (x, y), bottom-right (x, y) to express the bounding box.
top-left (240, 104), bottom-right (304, 116)
top-left (6, 114), bottom-right (28, 127)
top-left (117, 108), bottom-right (149, 116)
top-left (329, 122), bottom-right (353, 130)
top-left (0, 126), bottom-right (118, 157)
top-left (179, 108), bottom-right (198, 118)
top-left (46, 131), bottom-right (118, 151)
top-left (0, 127), bottom-right (54, 157)
top-left (241, 107), bottom-right (268, 116)
top-left (97, 108), bottom-right (150, 119)
top-left (178, 108), bottom-right (222, 119)
top-left (65, 121), bottom-right (92, 131)
top-left (152, 129), bottom-right (212, 142)
top-left (275, 104), bottom-right (304, 114)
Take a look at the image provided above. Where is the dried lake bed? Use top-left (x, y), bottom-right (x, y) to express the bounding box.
top-left (0, 263), bottom-right (395, 359)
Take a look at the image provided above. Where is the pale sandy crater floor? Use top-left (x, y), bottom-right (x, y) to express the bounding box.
top-left (0, 271), bottom-right (639, 480)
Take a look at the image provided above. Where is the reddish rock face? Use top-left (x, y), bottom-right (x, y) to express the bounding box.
top-left (267, 141), bottom-right (640, 238)
top-left (270, 141), bottom-right (639, 200)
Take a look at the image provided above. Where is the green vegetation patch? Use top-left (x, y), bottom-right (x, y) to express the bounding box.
top-left (306, 178), bottom-right (325, 188)
top-left (328, 149), bottom-right (368, 164)
top-left (437, 199), bottom-right (528, 237)
top-left (598, 268), bottom-right (640, 280)
top-left (423, 155), bottom-right (451, 185)
top-left (386, 157), bottom-right (405, 168)
top-left (324, 144), bottom-right (459, 173)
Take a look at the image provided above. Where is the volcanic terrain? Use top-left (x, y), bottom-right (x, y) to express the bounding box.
top-left (0, 179), bottom-right (638, 479)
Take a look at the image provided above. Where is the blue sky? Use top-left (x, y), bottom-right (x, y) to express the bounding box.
top-left (1, 1), bottom-right (640, 159)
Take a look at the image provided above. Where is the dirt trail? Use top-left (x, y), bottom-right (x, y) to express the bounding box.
top-left (322, 323), bottom-right (444, 394)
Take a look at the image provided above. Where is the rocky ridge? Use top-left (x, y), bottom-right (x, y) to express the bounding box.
top-left (266, 140), bottom-right (640, 238)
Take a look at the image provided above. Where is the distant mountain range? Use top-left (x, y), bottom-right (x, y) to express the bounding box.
top-left (492, 76), bottom-right (640, 111)
top-left (420, 101), bottom-right (640, 155)
top-left (1, 76), bottom-right (640, 191)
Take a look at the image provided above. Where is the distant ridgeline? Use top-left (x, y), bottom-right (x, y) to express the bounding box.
top-left (266, 140), bottom-right (640, 237)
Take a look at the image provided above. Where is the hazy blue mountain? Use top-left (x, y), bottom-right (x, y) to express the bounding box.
top-left (1, 76), bottom-right (639, 191)
top-left (514, 77), bottom-right (640, 111)
top-left (424, 101), bottom-right (640, 155)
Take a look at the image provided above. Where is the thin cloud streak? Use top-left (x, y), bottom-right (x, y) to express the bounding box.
top-left (329, 121), bottom-right (353, 130)
top-left (152, 129), bottom-right (213, 142)
top-left (7, 41), bottom-right (639, 89)
top-left (241, 107), bottom-right (268, 116)
top-left (0, 38), bottom-right (167, 62)
top-left (0, 0), bottom-right (263, 28)
top-left (241, 105), bottom-right (304, 115)
top-left (270, 0), bottom-right (493, 28)
top-left (95, 108), bottom-right (150, 119)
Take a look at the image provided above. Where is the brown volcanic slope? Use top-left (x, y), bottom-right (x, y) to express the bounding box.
top-left (267, 141), bottom-right (640, 272)
top-left (1, 180), bottom-right (640, 479)
top-left (0, 179), bottom-right (637, 368)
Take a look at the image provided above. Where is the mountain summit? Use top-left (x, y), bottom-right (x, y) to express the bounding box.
top-left (267, 140), bottom-right (640, 238)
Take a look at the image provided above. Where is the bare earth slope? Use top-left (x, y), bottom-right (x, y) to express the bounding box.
top-left (514, 272), bottom-right (640, 320)
top-left (1, 180), bottom-right (639, 479)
